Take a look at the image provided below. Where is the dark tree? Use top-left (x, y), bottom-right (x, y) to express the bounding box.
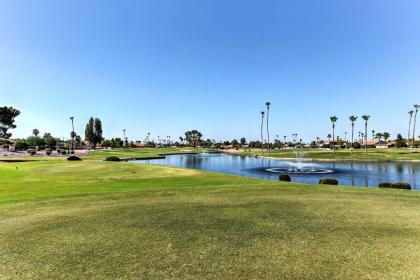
top-left (184, 130), bottom-right (202, 148)
top-left (85, 117), bottom-right (94, 144)
top-left (85, 117), bottom-right (103, 148)
top-left (93, 118), bottom-right (103, 146)
top-left (0, 106), bottom-right (20, 139)
top-left (43, 132), bottom-right (57, 148)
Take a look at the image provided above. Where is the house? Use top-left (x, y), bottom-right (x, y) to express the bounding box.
top-left (134, 142), bottom-right (145, 148)
top-left (360, 140), bottom-right (379, 148)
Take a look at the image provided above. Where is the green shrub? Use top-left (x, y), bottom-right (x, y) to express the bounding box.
top-left (352, 142), bottom-right (361, 149)
top-left (67, 156), bottom-right (81, 161)
top-left (27, 149), bottom-right (36, 156)
top-left (319, 178), bottom-right (338, 185)
top-left (45, 148), bottom-right (52, 156)
top-left (61, 150), bottom-right (67, 155)
top-left (15, 139), bottom-right (28, 149)
top-left (378, 182), bottom-right (392, 188)
top-left (390, 182), bottom-right (411, 190)
top-left (105, 156), bottom-right (121, 162)
top-left (279, 174), bottom-right (291, 182)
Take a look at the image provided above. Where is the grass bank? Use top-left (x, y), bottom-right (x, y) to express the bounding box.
top-left (231, 148), bottom-right (420, 161)
top-left (0, 152), bottom-right (419, 279)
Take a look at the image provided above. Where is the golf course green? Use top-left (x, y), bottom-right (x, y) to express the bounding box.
top-left (0, 149), bottom-right (419, 279)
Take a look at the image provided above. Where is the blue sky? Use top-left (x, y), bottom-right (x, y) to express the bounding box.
top-left (1, 0), bottom-right (419, 142)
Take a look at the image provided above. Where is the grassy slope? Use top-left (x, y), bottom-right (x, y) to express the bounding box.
top-left (86, 147), bottom-right (203, 160)
top-left (0, 158), bottom-right (419, 279)
top-left (235, 148), bottom-right (420, 161)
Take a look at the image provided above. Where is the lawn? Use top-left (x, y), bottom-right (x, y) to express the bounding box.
top-left (233, 148), bottom-right (420, 161)
top-left (0, 153), bottom-right (420, 279)
top-left (86, 147), bottom-right (202, 160)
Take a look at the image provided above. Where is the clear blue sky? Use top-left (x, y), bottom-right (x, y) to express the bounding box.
top-left (1, 0), bottom-right (419, 142)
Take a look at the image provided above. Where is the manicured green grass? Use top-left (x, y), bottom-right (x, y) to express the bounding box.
top-left (87, 147), bottom-right (202, 160)
top-left (236, 148), bottom-right (420, 161)
top-left (1, 155), bottom-right (420, 279)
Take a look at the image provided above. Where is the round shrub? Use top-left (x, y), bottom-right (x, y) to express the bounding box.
top-left (67, 156), bottom-right (82, 161)
top-left (27, 149), bottom-right (36, 156)
top-left (390, 182), bottom-right (411, 190)
top-left (319, 178), bottom-right (338, 185)
top-left (279, 174), bottom-right (291, 182)
top-left (45, 148), bottom-right (52, 156)
top-left (61, 150), bottom-right (67, 155)
top-left (105, 156), bottom-right (121, 162)
top-left (352, 142), bottom-right (361, 149)
top-left (378, 182), bottom-right (392, 188)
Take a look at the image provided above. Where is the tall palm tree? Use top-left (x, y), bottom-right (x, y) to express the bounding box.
top-left (330, 116), bottom-right (338, 154)
top-left (412, 105), bottom-right (420, 148)
top-left (69, 116), bottom-right (75, 152)
top-left (327, 134), bottom-right (332, 142)
top-left (371, 130), bottom-right (375, 141)
top-left (260, 111), bottom-right (265, 154)
top-left (375, 132), bottom-right (383, 145)
top-left (383, 132), bottom-right (390, 143)
top-left (265, 102), bottom-right (271, 155)
top-left (408, 110), bottom-right (414, 144)
top-left (362, 115), bottom-right (370, 153)
top-left (349, 116), bottom-right (358, 154)
top-left (32, 128), bottom-right (40, 137)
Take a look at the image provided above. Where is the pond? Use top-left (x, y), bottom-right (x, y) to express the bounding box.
top-left (132, 153), bottom-right (420, 190)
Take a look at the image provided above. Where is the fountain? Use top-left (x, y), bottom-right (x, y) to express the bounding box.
top-left (265, 151), bottom-right (334, 174)
top-left (293, 151), bottom-right (307, 169)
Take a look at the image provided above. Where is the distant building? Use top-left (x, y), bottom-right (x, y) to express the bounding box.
top-left (360, 140), bottom-right (379, 148)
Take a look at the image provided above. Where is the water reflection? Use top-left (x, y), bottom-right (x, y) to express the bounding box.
top-left (133, 154), bottom-right (420, 190)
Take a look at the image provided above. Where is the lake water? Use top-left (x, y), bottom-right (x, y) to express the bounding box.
top-left (132, 153), bottom-right (420, 190)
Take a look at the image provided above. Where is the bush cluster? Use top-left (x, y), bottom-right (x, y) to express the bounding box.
top-left (379, 182), bottom-right (411, 190)
top-left (319, 178), bottom-right (338, 185)
top-left (105, 156), bottom-right (121, 162)
top-left (67, 156), bottom-right (82, 161)
top-left (279, 174), bottom-right (291, 182)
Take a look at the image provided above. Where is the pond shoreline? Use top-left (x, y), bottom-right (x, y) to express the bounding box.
top-left (223, 151), bottom-right (420, 163)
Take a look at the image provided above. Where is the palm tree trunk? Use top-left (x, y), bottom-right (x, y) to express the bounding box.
top-left (408, 116), bottom-right (412, 145)
top-left (332, 124), bottom-right (335, 154)
top-left (364, 121), bottom-right (368, 153)
top-left (266, 109), bottom-right (270, 155)
top-left (351, 123), bottom-right (354, 154)
top-left (413, 111), bottom-right (418, 148)
top-left (261, 117), bottom-right (264, 154)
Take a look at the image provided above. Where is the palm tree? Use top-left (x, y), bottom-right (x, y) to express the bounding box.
top-left (327, 134), bottom-right (332, 142)
top-left (123, 129), bottom-right (127, 147)
top-left (330, 116), bottom-right (338, 154)
top-left (362, 115), bottom-right (370, 153)
top-left (408, 110), bottom-right (414, 144)
top-left (383, 132), bottom-right (390, 142)
top-left (265, 102), bottom-right (271, 155)
top-left (412, 105), bottom-right (420, 148)
top-left (32, 129), bottom-right (39, 137)
top-left (260, 111), bottom-right (265, 154)
top-left (69, 116), bottom-right (75, 152)
top-left (371, 130), bottom-right (375, 141)
top-left (349, 116), bottom-right (357, 154)
top-left (375, 132), bottom-right (383, 146)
